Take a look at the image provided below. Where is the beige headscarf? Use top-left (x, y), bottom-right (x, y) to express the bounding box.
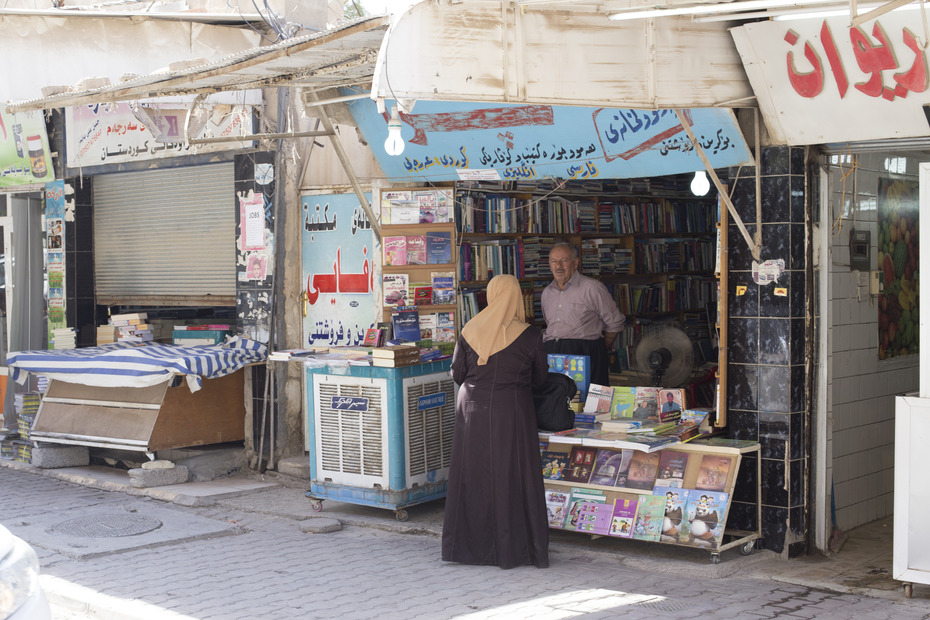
top-left (461, 274), bottom-right (529, 365)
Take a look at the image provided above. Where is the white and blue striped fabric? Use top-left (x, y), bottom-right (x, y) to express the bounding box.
top-left (7, 337), bottom-right (268, 392)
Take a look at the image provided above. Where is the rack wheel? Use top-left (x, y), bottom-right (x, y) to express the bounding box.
top-left (741, 540), bottom-right (755, 555)
top-left (310, 499), bottom-right (323, 512)
top-left (711, 553), bottom-right (720, 565)
top-left (904, 583), bottom-right (913, 598)
top-left (395, 509), bottom-right (409, 522)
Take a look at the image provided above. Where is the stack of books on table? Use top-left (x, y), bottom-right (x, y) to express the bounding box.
top-left (51, 327), bottom-right (76, 349)
top-left (371, 345), bottom-right (421, 367)
top-left (97, 324), bottom-right (120, 344)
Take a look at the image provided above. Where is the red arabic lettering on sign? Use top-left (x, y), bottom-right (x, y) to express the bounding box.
top-left (785, 20), bottom-right (928, 100)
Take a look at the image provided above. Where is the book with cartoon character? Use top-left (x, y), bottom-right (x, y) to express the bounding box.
top-left (540, 451), bottom-right (569, 481)
top-left (608, 497), bottom-right (638, 538)
top-left (682, 490), bottom-right (729, 548)
top-left (631, 494), bottom-right (665, 542)
top-left (545, 488), bottom-right (571, 528)
top-left (653, 486), bottom-right (691, 543)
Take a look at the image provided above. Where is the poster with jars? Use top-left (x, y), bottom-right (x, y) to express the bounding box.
top-left (0, 109), bottom-right (54, 187)
top-left (877, 177), bottom-right (918, 360)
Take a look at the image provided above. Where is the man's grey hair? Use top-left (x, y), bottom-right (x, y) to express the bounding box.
top-left (550, 242), bottom-right (578, 258)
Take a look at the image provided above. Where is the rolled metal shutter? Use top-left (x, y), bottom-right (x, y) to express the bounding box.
top-left (94, 163), bottom-right (235, 306)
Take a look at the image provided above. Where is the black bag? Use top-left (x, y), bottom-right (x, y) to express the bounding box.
top-left (533, 372), bottom-right (577, 432)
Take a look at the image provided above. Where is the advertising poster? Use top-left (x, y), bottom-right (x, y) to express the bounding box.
top-left (345, 97), bottom-right (753, 182)
top-left (877, 177), bottom-right (919, 360)
top-left (0, 109), bottom-right (54, 187)
top-left (301, 192), bottom-right (376, 347)
top-left (45, 180), bottom-right (67, 343)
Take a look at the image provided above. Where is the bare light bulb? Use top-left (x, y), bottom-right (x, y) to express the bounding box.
top-left (691, 170), bottom-right (710, 196)
top-left (384, 108), bottom-right (405, 156)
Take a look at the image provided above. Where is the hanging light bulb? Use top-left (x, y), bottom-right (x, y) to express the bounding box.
top-left (691, 170), bottom-right (710, 196)
top-left (384, 107), bottom-right (405, 156)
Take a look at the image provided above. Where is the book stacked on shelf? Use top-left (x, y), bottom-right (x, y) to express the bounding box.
top-left (371, 345), bottom-right (421, 367)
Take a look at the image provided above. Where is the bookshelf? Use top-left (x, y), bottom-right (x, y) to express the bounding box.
top-left (543, 437), bottom-right (761, 563)
top-left (379, 186), bottom-right (458, 351)
top-left (453, 179), bottom-right (719, 364)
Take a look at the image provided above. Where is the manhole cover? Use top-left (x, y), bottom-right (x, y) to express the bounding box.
top-left (52, 514), bottom-right (163, 538)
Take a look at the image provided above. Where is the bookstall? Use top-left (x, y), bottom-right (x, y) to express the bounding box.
top-left (542, 433), bottom-right (761, 564)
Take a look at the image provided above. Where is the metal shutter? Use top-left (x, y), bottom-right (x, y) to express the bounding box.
top-left (93, 163), bottom-right (235, 306)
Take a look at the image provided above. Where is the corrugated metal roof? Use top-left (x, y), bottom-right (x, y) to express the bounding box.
top-left (6, 15), bottom-right (390, 113)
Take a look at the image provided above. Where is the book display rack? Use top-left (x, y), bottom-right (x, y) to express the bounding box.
top-left (542, 436), bottom-right (761, 563)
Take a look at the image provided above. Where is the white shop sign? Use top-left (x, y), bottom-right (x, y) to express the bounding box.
top-left (731, 11), bottom-right (929, 145)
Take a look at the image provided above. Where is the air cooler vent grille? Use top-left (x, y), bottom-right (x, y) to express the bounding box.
top-left (406, 378), bottom-right (456, 477)
top-left (318, 382), bottom-right (384, 476)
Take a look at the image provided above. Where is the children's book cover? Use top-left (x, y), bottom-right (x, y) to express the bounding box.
top-left (695, 454), bottom-right (732, 492)
top-left (655, 450), bottom-right (690, 488)
top-left (631, 494), bottom-right (665, 542)
top-left (563, 487), bottom-right (606, 531)
top-left (577, 501), bottom-right (615, 535)
top-left (682, 490), bottom-right (729, 548)
top-left (546, 353), bottom-right (591, 401)
top-left (588, 449), bottom-right (630, 486)
top-left (608, 498), bottom-right (638, 538)
top-left (545, 488), bottom-right (571, 528)
top-left (625, 450), bottom-right (660, 490)
top-left (562, 446), bottom-right (597, 483)
top-left (653, 486), bottom-right (691, 543)
top-left (540, 451), bottom-right (569, 481)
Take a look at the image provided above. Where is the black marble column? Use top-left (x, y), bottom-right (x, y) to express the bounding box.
top-left (725, 146), bottom-right (809, 557)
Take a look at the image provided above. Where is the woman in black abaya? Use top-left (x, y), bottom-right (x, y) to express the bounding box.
top-left (442, 274), bottom-right (550, 569)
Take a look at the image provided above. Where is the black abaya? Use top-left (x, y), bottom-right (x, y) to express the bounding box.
top-left (441, 327), bottom-right (550, 569)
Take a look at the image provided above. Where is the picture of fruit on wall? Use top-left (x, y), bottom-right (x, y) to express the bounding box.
top-left (877, 177), bottom-right (918, 360)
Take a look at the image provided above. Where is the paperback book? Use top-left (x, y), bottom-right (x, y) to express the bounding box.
top-left (563, 487), bottom-right (606, 532)
top-left (390, 306), bottom-right (421, 343)
top-left (610, 386), bottom-right (636, 418)
top-left (631, 494), bottom-right (666, 542)
top-left (413, 285), bottom-right (433, 306)
top-left (426, 231), bottom-right (452, 264)
top-left (657, 388), bottom-right (686, 423)
top-left (406, 234), bottom-right (428, 265)
top-left (577, 501), bottom-right (615, 535)
top-left (541, 451), bottom-right (570, 481)
top-left (682, 490), bottom-right (729, 548)
top-left (382, 273), bottom-right (409, 306)
top-left (654, 486), bottom-right (691, 543)
top-left (562, 446), bottom-right (598, 483)
top-left (655, 450), bottom-right (690, 488)
top-left (431, 272), bottom-right (456, 305)
top-left (545, 488), bottom-right (571, 528)
top-left (608, 498), bottom-right (639, 538)
top-left (382, 236), bottom-right (407, 265)
top-left (583, 383), bottom-right (614, 414)
top-left (625, 451), bottom-right (660, 490)
top-left (435, 312), bottom-right (456, 343)
top-left (588, 449), bottom-right (630, 486)
top-left (546, 353), bottom-right (591, 401)
top-left (631, 387), bottom-right (659, 419)
top-left (694, 454), bottom-right (732, 492)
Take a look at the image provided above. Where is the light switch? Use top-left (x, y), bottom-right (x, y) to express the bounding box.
top-left (870, 270), bottom-right (883, 295)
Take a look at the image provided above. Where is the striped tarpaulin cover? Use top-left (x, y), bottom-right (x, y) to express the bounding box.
top-left (7, 337), bottom-right (268, 392)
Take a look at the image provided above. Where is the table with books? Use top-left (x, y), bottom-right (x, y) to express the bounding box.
top-left (540, 383), bottom-right (762, 564)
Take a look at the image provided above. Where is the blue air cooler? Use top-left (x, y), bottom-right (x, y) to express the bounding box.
top-left (303, 360), bottom-right (454, 520)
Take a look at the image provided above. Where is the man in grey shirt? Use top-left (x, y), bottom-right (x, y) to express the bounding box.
top-left (541, 242), bottom-right (626, 386)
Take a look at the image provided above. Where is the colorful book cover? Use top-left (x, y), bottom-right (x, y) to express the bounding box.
top-left (545, 488), bottom-right (571, 528)
top-left (406, 234), bottom-right (428, 265)
top-left (610, 385), bottom-right (636, 418)
top-left (562, 446), bottom-right (598, 483)
top-left (426, 231), bottom-right (452, 264)
top-left (695, 455), bottom-right (732, 492)
top-left (382, 236), bottom-right (407, 266)
top-left (683, 490), bottom-right (729, 548)
top-left (547, 353), bottom-right (591, 401)
top-left (657, 388), bottom-right (685, 423)
top-left (382, 273), bottom-right (409, 306)
top-left (563, 487), bottom-right (606, 531)
top-left (655, 450), bottom-right (690, 488)
top-left (583, 383), bottom-right (613, 414)
top-left (431, 272), bottom-right (456, 305)
top-left (435, 312), bottom-right (456, 343)
top-left (653, 486), bottom-right (691, 543)
top-left (390, 306), bottom-right (421, 343)
top-left (631, 494), bottom-right (666, 542)
top-left (577, 501), bottom-right (614, 535)
top-left (608, 498), bottom-right (639, 538)
top-left (362, 327), bottom-right (383, 347)
top-left (414, 190), bottom-right (438, 223)
top-left (588, 449), bottom-right (630, 486)
top-left (625, 451), bottom-right (660, 490)
top-left (541, 450), bottom-right (570, 480)
top-left (413, 285), bottom-right (433, 306)
top-left (631, 386), bottom-right (659, 419)
top-left (435, 189), bottom-right (453, 223)
top-left (418, 313), bottom-right (437, 342)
